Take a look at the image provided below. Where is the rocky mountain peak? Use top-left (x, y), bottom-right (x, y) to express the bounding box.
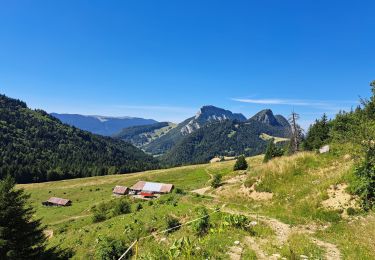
top-left (181, 105), bottom-right (246, 135)
top-left (251, 109), bottom-right (287, 127)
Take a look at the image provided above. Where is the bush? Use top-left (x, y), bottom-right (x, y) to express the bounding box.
top-left (346, 207), bottom-right (358, 216)
top-left (211, 174), bottom-right (222, 188)
top-left (165, 215), bottom-right (181, 233)
top-left (112, 199), bottom-right (131, 216)
top-left (192, 207), bottom-right (210, 236)
top-left (135, 203), bottom-right (143, 212)
top-left (234, 155), bottom-right (248, 170)
top-left (350, 150), bottom-right (375, 210)
top-left (92, 204), bottom-right (108, 223)
top-left (263, 140), bottom-right (283, 163)
top-left (173, 187), bottom-right (185, 195)
top-left (222, 214), bottom-right (254, 234)
top-left (95, 236), bottom-right (128, 260)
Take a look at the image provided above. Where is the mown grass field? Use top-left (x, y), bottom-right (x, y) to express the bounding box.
top-left (18, 152), bottom-right (375, 259)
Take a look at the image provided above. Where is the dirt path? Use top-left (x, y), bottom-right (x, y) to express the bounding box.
top-left (311, 238), bottom-right (341, 260)
top-left (243, 236), bottom-right (268, 259)
top-left (191, 186), bottom-right (211, 195)
top-left (221, 207), bottom-right (342, 260)
top-left (192, 171), bottom-right (342, 260)
top-left (49, 214), bottom-right (91, 225)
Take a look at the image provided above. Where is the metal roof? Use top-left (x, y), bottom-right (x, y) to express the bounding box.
top-left (131, 181), bottom-right (173, 193)
top-left (143, 182), bottom-right (163, 192)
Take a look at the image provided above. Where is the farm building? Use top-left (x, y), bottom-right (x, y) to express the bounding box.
top-left (130, 181), bottom-right (174, 194)
top-left (113, 185), bottom-right (129, 195)
top-left (42, 197), bottom-right (71, 207)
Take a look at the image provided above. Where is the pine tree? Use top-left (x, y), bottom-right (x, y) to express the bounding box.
top-left (0, 176), bottom-right (47, 259)
top-left (304, 113), bottom-right (330, 150)
top-left (263, 139), bottom-right (284, 163)
top-left (233, 155), bottom-right (248, 171)
top-left (263, 140), bottom-right (275, 163)
top-left (211, 174), bottom-right (222, 188)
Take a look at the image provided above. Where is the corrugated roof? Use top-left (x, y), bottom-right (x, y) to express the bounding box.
top-left (160, 184), bottom-right (174, 193)
top-left (47, 197), bottom-right (71, 206)
top-left (131, 181), bottom-right (146, 191)
top-left (113, 186), bottom-right (128, 194)
top-left (131, 181), bottom-right (173, 193)
top-left (143, 182), bottom-right (163, 192)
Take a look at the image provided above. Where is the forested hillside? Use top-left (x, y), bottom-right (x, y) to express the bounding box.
top-left (144, 106), bottom-right (290, 158)
top-left (114, 122), bottom-right (176, 147)
top-left (162, 117), bottom-right (290, 166)
top-left (143, 105), bottom-right (247, 155)
top-left (0, 95), bottom-right (159, 183)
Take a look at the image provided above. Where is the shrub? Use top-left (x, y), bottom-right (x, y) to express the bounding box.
top-left (112, 199), bottom-right (131, 216)
top-left (263, 140), bottom-right (283, 163)
top-left (92, 204), bottom-right (108, 223)
top-left (234, 155), bottom-right (248, 170)
top-left (192, 207), bottom-right (210, 236)
top-left (346, 207), bottom-right (358, 216)
top-left (165, 215), bottom-right (181, 233)
top-left (350, 150), bottom-right (375, 210)
top-left (95, 236), bottom-right (128, 260)
top-left (211, 174), bottom-right (222, 188)
top-left (173, 187), bottom-right (185, 195)
top-left (135, 203), bottom-right (143, 212)
top-left (222, 214), bottom-right (254, 234)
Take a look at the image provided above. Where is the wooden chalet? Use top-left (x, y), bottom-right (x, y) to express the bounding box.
top-left (42, 197), bottom-right (71, 207)
top-left (112, 185), bottom-right (129, 196)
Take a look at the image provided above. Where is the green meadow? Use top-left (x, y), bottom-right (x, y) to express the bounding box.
top-left (19, 153), bottom-right (375, 259)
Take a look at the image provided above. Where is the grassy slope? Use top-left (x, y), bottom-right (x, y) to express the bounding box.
top-left (259, 133), bottom-right (290, 143)
top-left (19, 153), bottom-right (375, 259)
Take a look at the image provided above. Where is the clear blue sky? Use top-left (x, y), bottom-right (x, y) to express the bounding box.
top-left (1, 1), bottom-right (374, 129)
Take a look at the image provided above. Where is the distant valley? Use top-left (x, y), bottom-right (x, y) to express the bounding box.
top-left (51, 113), bottom-right (157, 136)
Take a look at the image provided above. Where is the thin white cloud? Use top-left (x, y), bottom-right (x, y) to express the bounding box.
top-left (231, 98), bottom-right (357, 109)
top-left (113, 105), bottom-right (197, 113)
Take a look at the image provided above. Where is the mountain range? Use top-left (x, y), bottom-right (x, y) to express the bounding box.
top-left (114, 105), bottom-right (291, 165)
top-left (0, 93), bottom-right (292, 183)
top-left (51, 113), bottom-right (157, 136)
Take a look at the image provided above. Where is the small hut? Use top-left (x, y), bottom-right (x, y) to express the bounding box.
top-left (42, 197), bottom-right (71, 207)
top-left (113, 185), bottom-right (129, 196)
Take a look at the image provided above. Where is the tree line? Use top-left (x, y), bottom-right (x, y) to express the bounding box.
top-left (0, 94), bottom-right (159, 183)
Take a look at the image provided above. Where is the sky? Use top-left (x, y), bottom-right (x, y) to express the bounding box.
top-left (0, 0), bottom-right (374, 129)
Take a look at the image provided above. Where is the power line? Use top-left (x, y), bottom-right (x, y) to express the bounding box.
top-left (118, 208), bottom-right (220, 260)
top-left (118, 192), bottom-right (260, 259)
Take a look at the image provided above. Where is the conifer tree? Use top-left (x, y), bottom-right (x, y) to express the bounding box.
top-left (0, 176), bottom-right (49, 259)
top-left (233, 155), bottom-right (248, 171)
top-left (263, 139), bottom-right (284, 163)
top-left (304, 113), bottom-right (330, 150)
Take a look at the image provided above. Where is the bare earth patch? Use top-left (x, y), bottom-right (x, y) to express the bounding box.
top-left (227, 244), bottom-right (243, 260)
top-left (222, 207), bottom-right (342, 260)
top-left (322, 183), bottom-right (359, 217)
top-left (239, 183), bottom-right (273, 201)
top-left (191, 186), bottom-right (211, 195)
